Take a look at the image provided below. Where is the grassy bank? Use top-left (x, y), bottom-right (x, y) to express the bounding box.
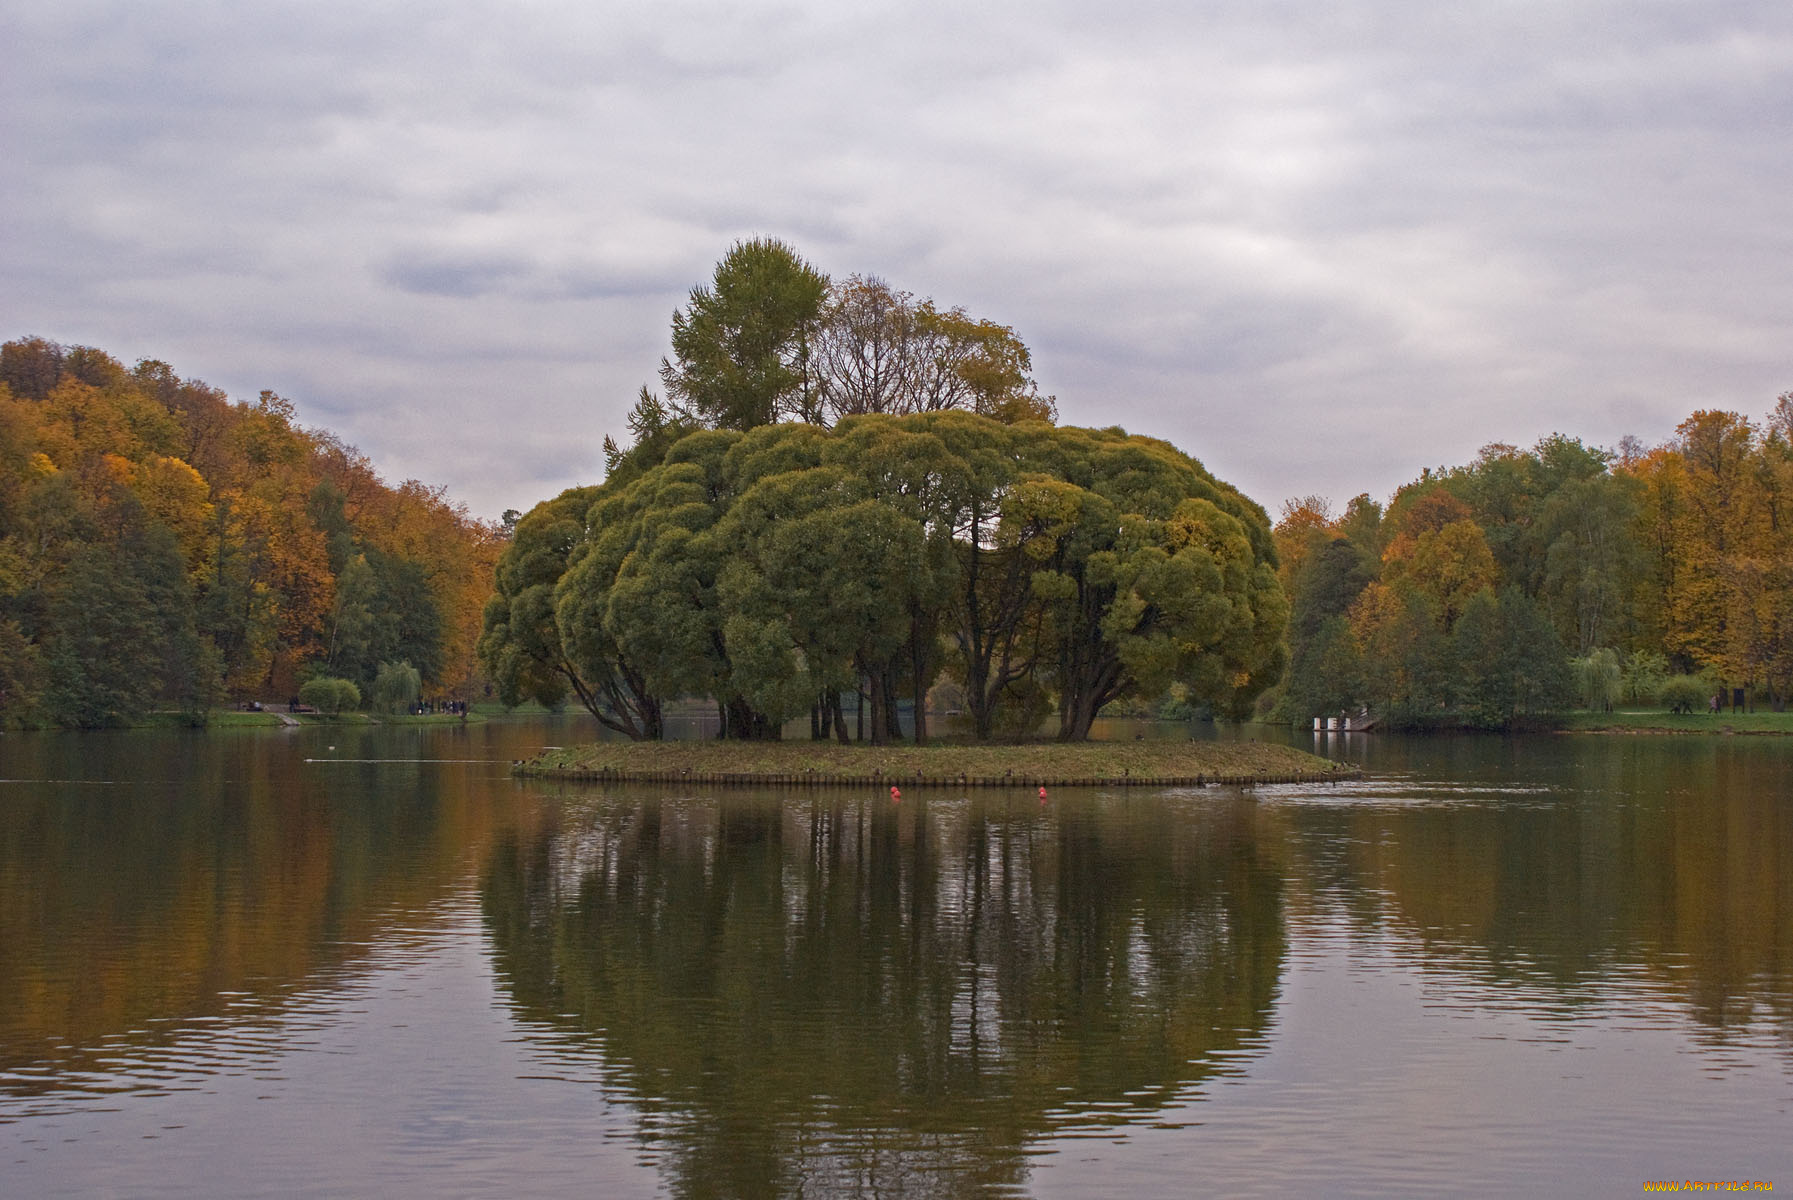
top-left (128, 708), bottom-right (490, 730)
top-left (1556, 709), bottom-right (1793, 735)
top-left (519, 738), bottom-right (1356, 788)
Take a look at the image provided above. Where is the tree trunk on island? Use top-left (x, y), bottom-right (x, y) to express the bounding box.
top-left (1054, 648), bottom-right (1127, 741)
top-left (953, 530), bottom-right (1043, 741)
top-left (862, 662), bottom-right (890, 747)
top-left (720, 696), bottom-right (780, 740)
top-left (910, 612), bottom-right (933, 747)
top-left (883, 669), bottom-right (903, 743)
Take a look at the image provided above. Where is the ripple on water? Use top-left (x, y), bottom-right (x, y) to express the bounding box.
top-left (1251, 775), bottom-right (1559, 808)
top-left (0, 899), bottom-right (466, 1125)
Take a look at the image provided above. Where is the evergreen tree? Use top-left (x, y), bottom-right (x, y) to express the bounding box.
top-left (658, 239), bottom-right (830, 430)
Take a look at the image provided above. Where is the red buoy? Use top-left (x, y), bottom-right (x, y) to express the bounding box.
top-left (891, 785), bottom-right (901, 802)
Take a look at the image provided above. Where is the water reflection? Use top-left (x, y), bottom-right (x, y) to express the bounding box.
top-left (0, 724), bottom-right (548, 1112)
top-left (1267, 733), bottom-right (1793, 1040)
top-left (1, 723), bottom-right (1790, 1197)
top-left (480, 786), bottom-right (1286, 1196)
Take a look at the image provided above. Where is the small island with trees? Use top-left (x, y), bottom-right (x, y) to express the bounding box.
top-left (477, 239), bottom-right (1357, 785)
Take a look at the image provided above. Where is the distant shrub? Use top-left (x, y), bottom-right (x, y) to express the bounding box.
top-left (1572, 648), bottom-right (1622, 711)
top-left (299, 676), bottom-right (361, 715)
top-left (1659, 675), bottom-right (1709, 715)
top-left (1621, 650), bottom-right (1670, 706)
top-left (372, 660), bottom-right (421, 714)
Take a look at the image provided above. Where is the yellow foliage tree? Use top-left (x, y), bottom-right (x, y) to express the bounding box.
top-left (1385, 518), bottom-right (1498, 631)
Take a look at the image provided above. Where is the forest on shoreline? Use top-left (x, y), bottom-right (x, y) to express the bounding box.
top-left (0, 336), bottom-right (502, 728)
top-left (6, 240), bottom-right (1789, 734)
top-left (1268, 397), bottom-right (1793, 729)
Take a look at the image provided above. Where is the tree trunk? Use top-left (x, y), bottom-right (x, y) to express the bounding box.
top-left (1056, 690), bottom-right (1102, 742)
top-left (723, 696), bottom-right (778, 740)
top-left (832, 692), bottom-right (851, 743)
top-left (952, 508), bottom-right (1041, 742)
top-left (965, 654), bottom-right (995, 739)
top-left (567, 662), bottom-right (662, 742)
top-left (1055, 643), bottom-right (1126, 741)
top-left (909, 610), bottom-right (933, 747)
top-left (638, 694), bottom-right (664, 740)
top-left (883, 670), bottom-right (903, 743)
top-left (864, 665), bottom-right (889, 746)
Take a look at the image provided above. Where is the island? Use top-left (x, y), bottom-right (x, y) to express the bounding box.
top-left (515, 737), bottom-right (1357, 788)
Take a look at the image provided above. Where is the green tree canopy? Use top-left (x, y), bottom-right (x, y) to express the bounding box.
top-left (497, 414), bottom-right (1285, 742)
top-left (1451, 586), bottom-right (1573, 728)
top-left (658, 239), bottom-right (830, 430)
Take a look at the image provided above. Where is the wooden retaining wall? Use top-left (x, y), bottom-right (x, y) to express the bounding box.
top-left (512, 764), bottom-right (1363, 789)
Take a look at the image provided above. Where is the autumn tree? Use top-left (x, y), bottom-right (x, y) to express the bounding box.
top-left (813, 276), bottom-right (1056, 425)
top-left (1, 336), bottom-right (500, 722)
top-left (1643, 412), bottom-right (1765, 690)
top-left (1387, 519), bottom-right (1499, 632)
top-left (1349, 583), bottom-right (1451, 724)
top-left (639, 245), bottom-right (1054, 449)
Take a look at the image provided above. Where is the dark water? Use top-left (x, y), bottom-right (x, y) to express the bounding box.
top-left (1, 720), bottom-right (1788, 1198)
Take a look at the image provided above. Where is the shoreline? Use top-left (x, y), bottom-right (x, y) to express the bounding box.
top-left (17, 707), bottom-right (1789, 739)
top-left (1555, 725), bottom-right (1793, 736)
top-left (1550, 711), bottom-right (1793, 736)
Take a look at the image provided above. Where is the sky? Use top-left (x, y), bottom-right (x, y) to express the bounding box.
top-left (4, 1), bottom-right (1790, 522)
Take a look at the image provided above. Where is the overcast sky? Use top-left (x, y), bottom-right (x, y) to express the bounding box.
top-left (4, 1), bottom-right (1789, 521)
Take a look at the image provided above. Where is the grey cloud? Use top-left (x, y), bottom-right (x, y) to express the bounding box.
top-left (383, 251), bottom-right (527, 299)
top-left (548, 266), bottom-right (693, 301)
top-left (5, 0), bottom-right (1791, 520)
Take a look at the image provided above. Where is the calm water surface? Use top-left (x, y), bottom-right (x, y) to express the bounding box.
top-left (1, 720), bottom-right (1788, 1198)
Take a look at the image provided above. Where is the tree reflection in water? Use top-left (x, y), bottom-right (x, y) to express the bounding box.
top-left (0, 726), bottom-right (530, 1102)
top-left (1279, 737), bottom-right (1793, 1040)
top-left (480, 786), bottom-right (1285, 1197)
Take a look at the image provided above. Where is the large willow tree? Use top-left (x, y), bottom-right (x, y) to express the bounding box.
top-left (480, 413), bottom-right (1285, 742)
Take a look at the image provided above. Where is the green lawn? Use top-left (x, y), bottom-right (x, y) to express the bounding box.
top-left (137, 709), bottom-right (288, 729)
top-left (1556, 708), bottom-right (1793, 734)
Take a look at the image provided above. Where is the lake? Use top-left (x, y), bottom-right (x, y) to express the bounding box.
top-left (2, 719), bottom-right (1788, 1197)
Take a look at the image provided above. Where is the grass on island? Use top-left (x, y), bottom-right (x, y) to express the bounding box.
top-left (524, 736), bottom-right (1350, 785)
top-left (1556, 708), bottom-right (1793, 734)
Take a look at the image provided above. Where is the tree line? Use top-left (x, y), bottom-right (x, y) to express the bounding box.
top-left (1269, 401), bottom-right (1793, 727)
top-left (0, 337), bottom-right (503, 727)
top-left (17, 236), bottom-right (1785, 737)
top-left (479, 240), bottom-right (1286, 742)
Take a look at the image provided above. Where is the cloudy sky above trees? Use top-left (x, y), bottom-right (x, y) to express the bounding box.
top-left (4, 0), bottom-right (1789, 520)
